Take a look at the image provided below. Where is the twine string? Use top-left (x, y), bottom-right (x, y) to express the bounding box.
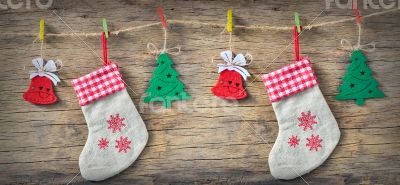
top-left (40, 40), bottom-right (44, 59)
top-left (163, 28), bottom-right (167, 51)
top-left (147, 27), bottom-right (181, 56)
top-left (51, 10), bottom-right (138, 96)
top-left (340, 23), bottom-right (376, 53)
top-left (229, 32), bottom-right (232, 51)
top-left (4, 9), bottom-right (397, 38)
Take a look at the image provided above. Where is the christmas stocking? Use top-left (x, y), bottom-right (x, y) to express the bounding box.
top-left (261, 58), bottom-right (340, 180)
top-left (71, 63), bottom-right (148, 181)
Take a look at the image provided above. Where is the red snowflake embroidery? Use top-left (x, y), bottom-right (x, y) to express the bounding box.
top-left (288, 135), bottom-right (300, 148)
top-left (107, 114), bottom-right (126, 133)
top-left (115, 136), bottom-right (132, 153)
top-left (98, 138), bottom-right (109, 150)
top-left (306, 134), bottom-right (323, 151)
top-left (297, 111), bottom-right (317, 131)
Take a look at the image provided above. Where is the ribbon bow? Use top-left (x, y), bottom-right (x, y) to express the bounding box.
top-left (217, 50), bottom-right (251, 80)
top-left (30, 58), bottom-right (61, 86)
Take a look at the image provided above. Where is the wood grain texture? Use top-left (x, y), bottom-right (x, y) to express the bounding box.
top-left (0, 0), bottom-right (399, 184)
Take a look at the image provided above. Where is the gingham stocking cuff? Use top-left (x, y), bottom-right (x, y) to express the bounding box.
top-left (71, 63), bottom-right (126, 106)
top-left (261, 58), bottom-right (318, 103)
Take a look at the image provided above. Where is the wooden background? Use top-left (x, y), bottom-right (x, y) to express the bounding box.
top-left (1, 0), bottom-right (399, 184)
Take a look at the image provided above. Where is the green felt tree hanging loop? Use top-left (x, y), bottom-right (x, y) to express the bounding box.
top-left (143, 6), bottom-right (191, 108)
top-left (336, 20), bottom-right (384, 106)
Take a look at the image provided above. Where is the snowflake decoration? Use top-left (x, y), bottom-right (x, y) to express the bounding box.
top-left (107, 114), bottom-right (126, 133)
top-left (306, 134), bottom-right (323, 151)
top-left (297, 111), bottom-right (317, 131)
top-left (288, 135), bottom-right (300, 148)
top-left (98, 138), bottom-right (109, 150)
top-left (115, 136), bottom-right (132, 153)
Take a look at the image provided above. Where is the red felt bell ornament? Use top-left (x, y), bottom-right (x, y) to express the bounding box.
top-left (23, 58), bottom-right (60, 105)
top-left (211, 50), bottom-right (251, 100)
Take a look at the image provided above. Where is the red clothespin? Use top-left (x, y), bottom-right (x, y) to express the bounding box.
top-left (158, 6), bottom-right (167, 29)
top-left (353, 1), bottom-right (361, 24)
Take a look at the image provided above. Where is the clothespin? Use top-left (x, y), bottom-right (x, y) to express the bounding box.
top-left (352, 1), bottom-right (361, 24)
top-left (102, 18), bottom-right (109, 39)
top-left (39, 19), bottom-right (45, 42)
top-left (158, 6), bottom-right (167, 29)
top-left (294, 12), bottom-right (301, 33)
top-left (227, 9), bottom-right (233, 33)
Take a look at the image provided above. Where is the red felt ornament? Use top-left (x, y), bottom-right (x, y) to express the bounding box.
top-left (23, 58), bottom-right (60, 105)
top-left (23, 76), bottom-right (57, 104)
top-left (211, 50), bottom-right (251, 100)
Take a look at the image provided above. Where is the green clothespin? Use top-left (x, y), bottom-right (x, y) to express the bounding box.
top-left (102, 18), bottom-right (109, 39)
top-left (294, 12), bottom-right (301, 33)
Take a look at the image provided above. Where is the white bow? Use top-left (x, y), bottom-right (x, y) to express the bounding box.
top-left (217, 50), bottom-right (251, 80)
top-left (29, 58), bottom-right (61, 86)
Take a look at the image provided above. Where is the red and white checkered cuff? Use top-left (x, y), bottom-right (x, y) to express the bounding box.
top-left (261, 58), bottom-right (318, 103)
top-left (71, 63), bottom-right (126, 106)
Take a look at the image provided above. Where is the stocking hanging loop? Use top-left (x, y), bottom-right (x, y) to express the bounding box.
top-left (101, 32), bottom-right (110, 65)
top-left (293, 26), bottom-right (302, 61)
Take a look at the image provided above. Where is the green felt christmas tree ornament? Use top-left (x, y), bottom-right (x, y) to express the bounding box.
top-left (336, 50), bottom-right (384, 106)
top-left (143, 6), bottom-right (191, 108)
top-left (336, 13), bottom-right (384, 106)
top-left (144, 52), bottom-right (191, 108)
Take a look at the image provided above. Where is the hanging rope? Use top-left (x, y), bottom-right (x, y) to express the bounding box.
top-left (2, 9), bottom-right (397, 37)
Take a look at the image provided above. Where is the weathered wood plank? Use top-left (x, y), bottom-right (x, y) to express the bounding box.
top-left (0, 0), bottom-right (399, 184)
